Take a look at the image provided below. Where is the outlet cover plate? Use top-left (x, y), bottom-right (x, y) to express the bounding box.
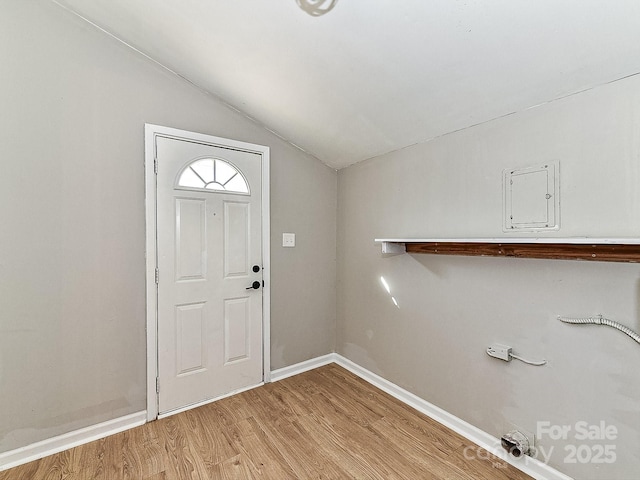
top-left (282, 233), bottom-right (296, 247)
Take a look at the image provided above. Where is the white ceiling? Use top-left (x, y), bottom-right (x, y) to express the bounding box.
top-left (54, 0), bottom-right (640, 169)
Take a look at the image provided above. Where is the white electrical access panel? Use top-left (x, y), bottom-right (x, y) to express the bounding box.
top-left (503, 162), bottom-right (559, 232)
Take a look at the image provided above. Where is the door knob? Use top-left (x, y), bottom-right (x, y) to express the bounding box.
top-left (246, 281), bottom-right (261, 290)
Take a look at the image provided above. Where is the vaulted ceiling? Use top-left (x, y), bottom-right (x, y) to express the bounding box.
top-left (54, 0), bottom-right (640, 169)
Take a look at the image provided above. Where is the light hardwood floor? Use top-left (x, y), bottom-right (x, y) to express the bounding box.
top-left (0, 364), bottom-right (533, 479)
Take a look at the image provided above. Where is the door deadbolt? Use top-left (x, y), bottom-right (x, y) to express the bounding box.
top-left (252, 265), bottom-right (261, 273)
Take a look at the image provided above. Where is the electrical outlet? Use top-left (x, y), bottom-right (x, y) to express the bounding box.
top-left (487, 343), bottom-right (512, 361)
top-left (282, 233), bottom-right (295, 247)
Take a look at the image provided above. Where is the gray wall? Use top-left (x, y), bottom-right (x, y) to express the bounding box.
top-left (337, 75), bottom-right (640, 480)
top-left (0, 0), bottom-right (336, 453)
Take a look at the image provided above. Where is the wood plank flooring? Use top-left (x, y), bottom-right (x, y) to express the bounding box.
top-left (0, 364), bottom-right (533, 479)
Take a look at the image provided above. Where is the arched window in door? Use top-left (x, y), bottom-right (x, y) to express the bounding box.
top-left (176, 158), bottom-right (249, 194)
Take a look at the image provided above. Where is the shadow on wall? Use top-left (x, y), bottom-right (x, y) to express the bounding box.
top-left (296, 0), bottom-right (339, 17)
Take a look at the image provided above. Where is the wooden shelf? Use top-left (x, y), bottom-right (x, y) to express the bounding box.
top-left (375, 238), bottom-right (640, 263)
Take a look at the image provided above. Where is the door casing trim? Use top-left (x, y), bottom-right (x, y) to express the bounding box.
top-left (144, 124), bottom-right (271, 421)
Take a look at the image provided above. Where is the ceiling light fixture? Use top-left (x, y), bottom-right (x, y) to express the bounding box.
top-left (296, 0), bottom-right (338, 17)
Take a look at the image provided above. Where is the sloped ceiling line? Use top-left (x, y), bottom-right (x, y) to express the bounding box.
top-left (357, 69), bottom-right (640, 170)
top-left (52, 0), bottom-right (325, 167)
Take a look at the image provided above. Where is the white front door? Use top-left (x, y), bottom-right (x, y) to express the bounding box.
top-left (154, 133), bottom-right (264, 415)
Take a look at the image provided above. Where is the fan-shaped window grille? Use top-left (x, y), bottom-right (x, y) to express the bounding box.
top-left (177, 158), bottom-right (249, 194)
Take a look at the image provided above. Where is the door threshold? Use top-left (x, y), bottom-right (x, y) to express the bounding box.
top-left (157, 381), bottom-right (265, 419)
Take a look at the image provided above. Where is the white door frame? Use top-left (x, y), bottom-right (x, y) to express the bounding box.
top-left (144, 124), bottom-right (270, 421)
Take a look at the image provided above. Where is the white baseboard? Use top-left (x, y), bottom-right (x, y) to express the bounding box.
top-left (272, 354), bottom-right (572, 480)
top-left (1, 355), bottom-right (572, 479)
top-left (0, 355), bottom-right (331, 473)
top-left (270, 353), bottom-right (335, 381)
top-left (0, 411), bottom-right (146, 472)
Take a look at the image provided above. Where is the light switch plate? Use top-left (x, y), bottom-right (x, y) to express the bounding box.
top-left (282, 233), bottom-right (296, 247)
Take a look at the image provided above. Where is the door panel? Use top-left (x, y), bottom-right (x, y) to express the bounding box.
top-left (176, 302), bottom-right (206, 374)
top-left (175, 198), bottom-right (207, 281)
top-left (156, 135), bottom-right (263, 415)
top-left (224, 201), bottom-right (250, 277)
top-left (224, 297), bottom-right (250, 364)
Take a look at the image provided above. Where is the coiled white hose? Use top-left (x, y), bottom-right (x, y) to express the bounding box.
top-left (557, 315), bottom-right (640, 345)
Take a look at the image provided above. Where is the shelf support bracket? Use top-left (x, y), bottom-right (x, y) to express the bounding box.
top-left (381, 241), bottom-right (406, 255)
